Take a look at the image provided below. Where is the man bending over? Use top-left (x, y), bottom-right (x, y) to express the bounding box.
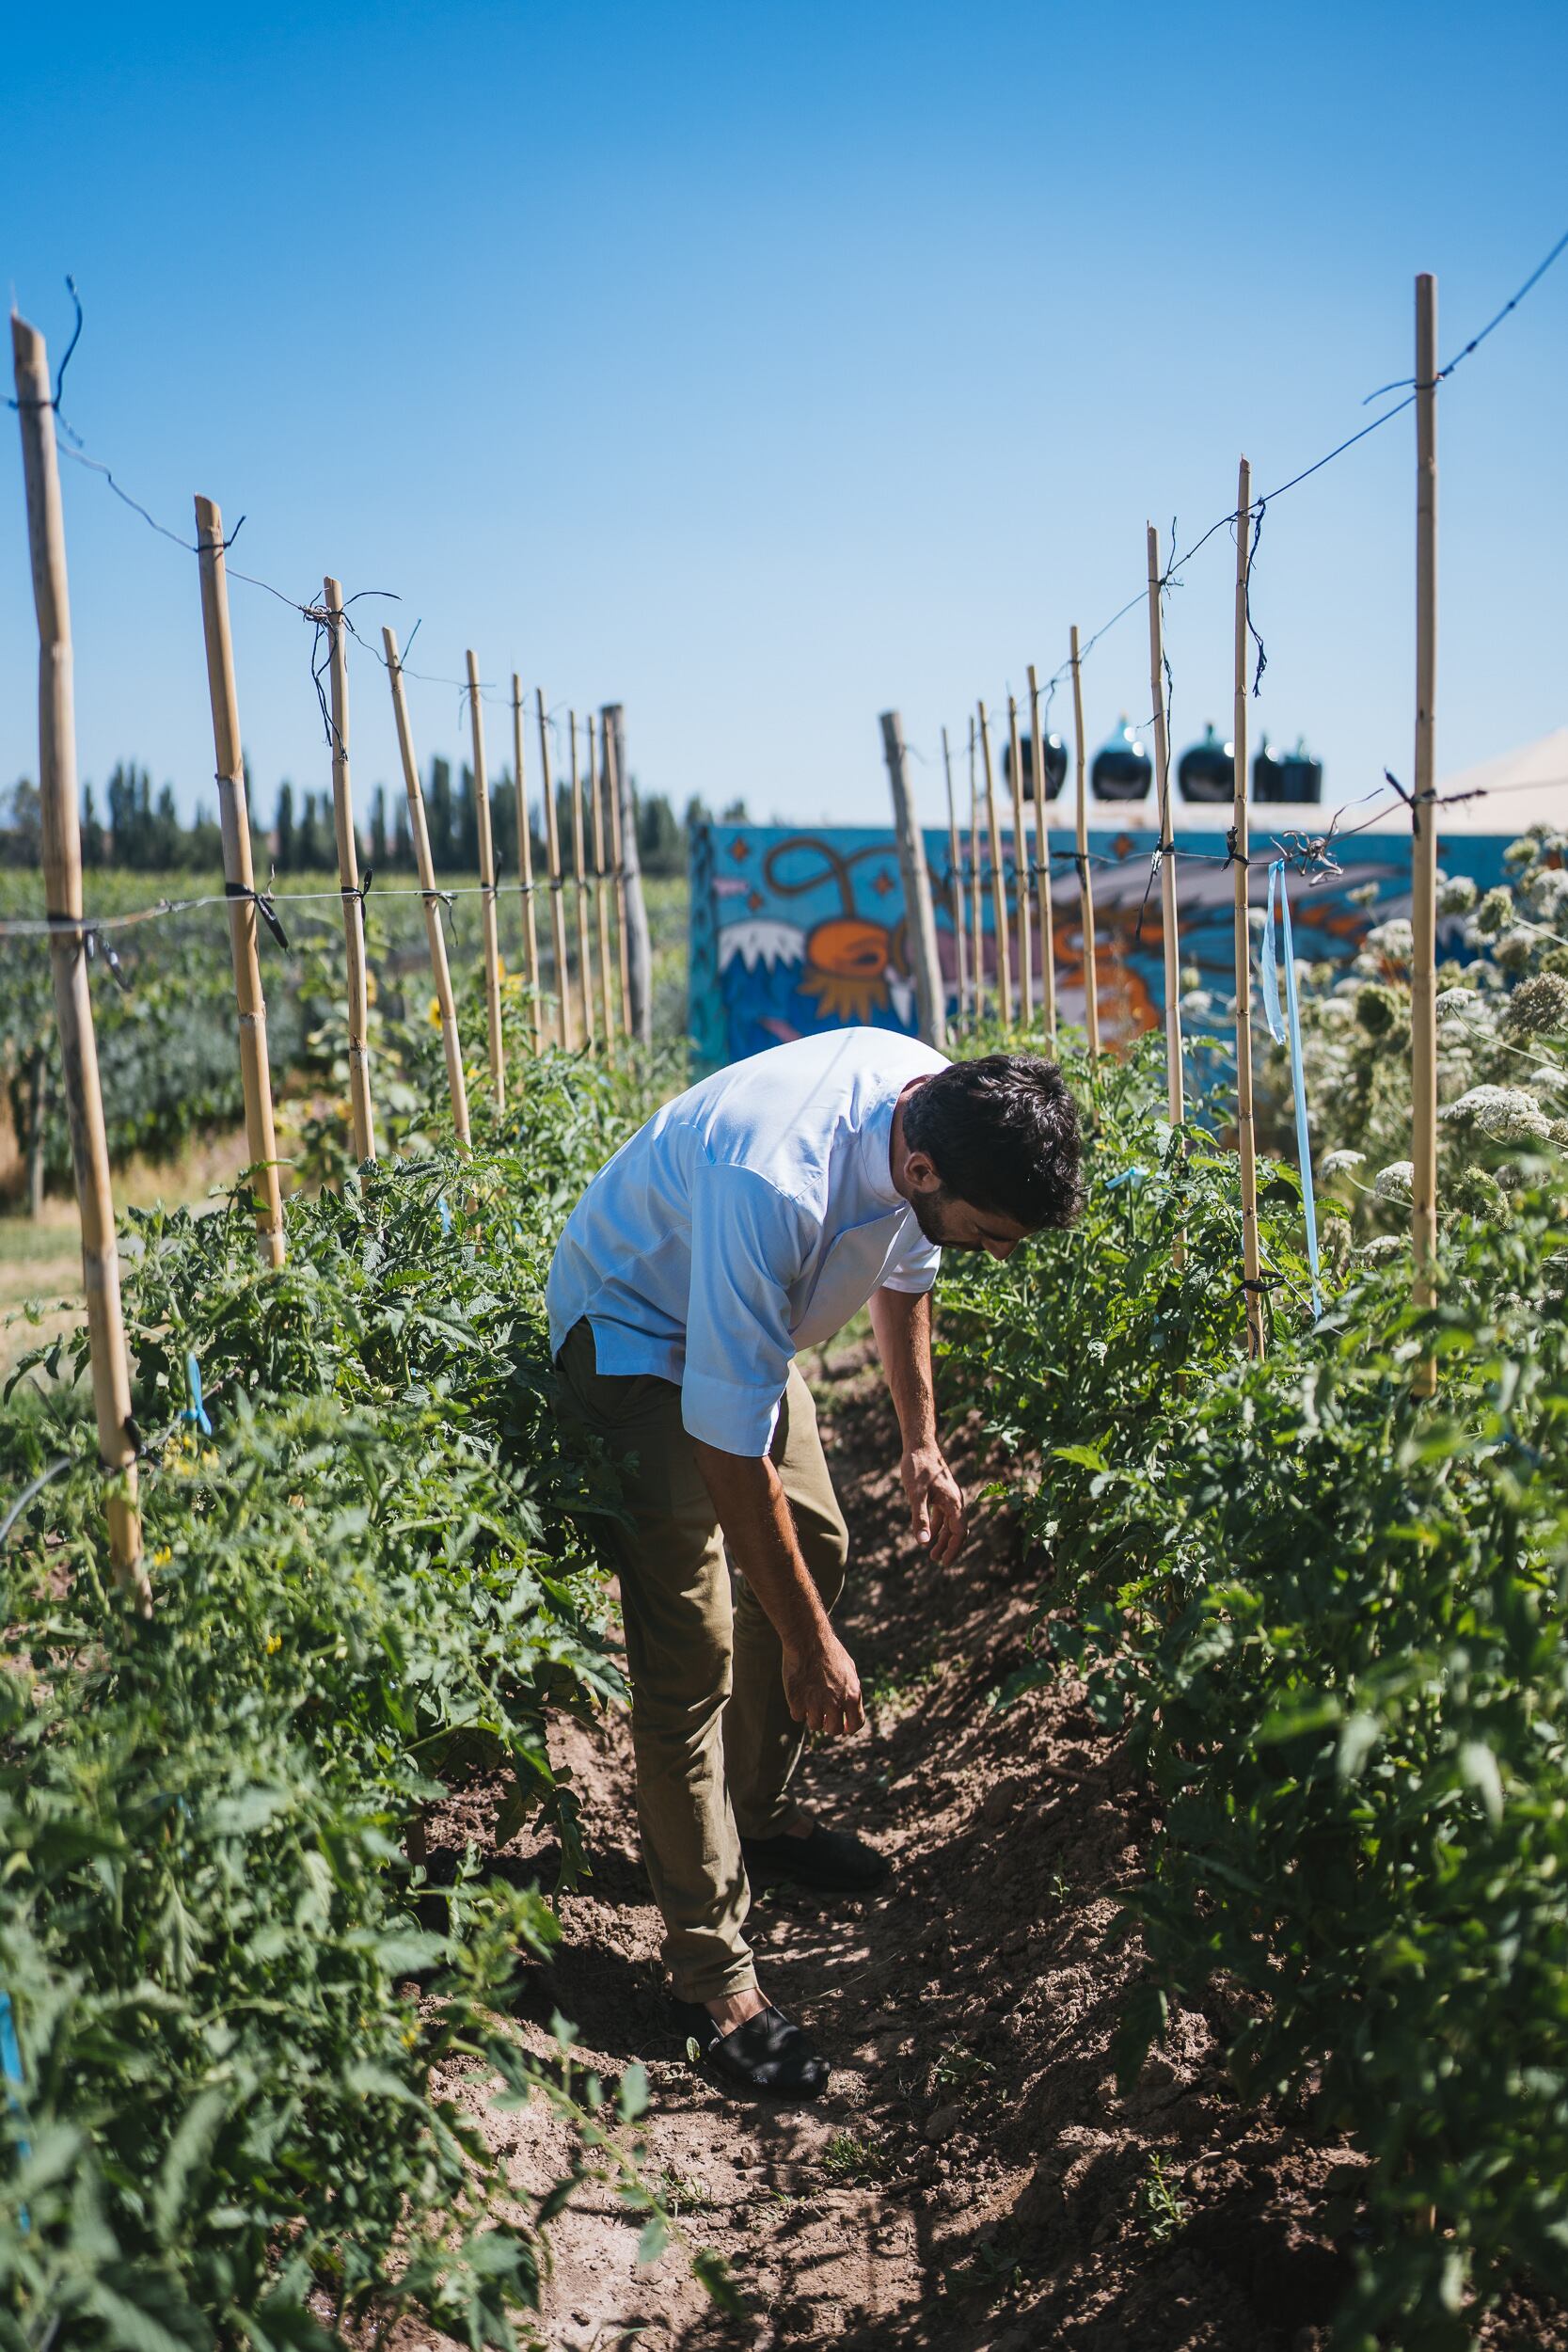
top-left (547, 1027), bottom-right (1082, 2098)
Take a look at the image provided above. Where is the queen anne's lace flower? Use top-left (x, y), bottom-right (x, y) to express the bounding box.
top-left (1435, 986), bottom-right (1485, 1018)
top-left (1320, 1149), bottom-right (1366, 1179)
top-left (1374, 1161), bottom-right (1415, 1201)
top-left (1438, 1085), bottom-right (1554, 1143)
top-left (1438, 875), bottom-right (1479, 916)
top-left (1364, 919), bottom-right (1414, 961)
top-left (1357, 1233), bottom-right (1405, 1263)
top-left (1505, 972), bottom-right (1568, 1035)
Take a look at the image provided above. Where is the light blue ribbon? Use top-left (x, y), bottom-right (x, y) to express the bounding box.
top-left (1, 1988), bottom-right (30, 2219)
top-left (1260, 859), bottom-right (1323, 1318)
top-left (182, 1352), bottom-right (214, 1438)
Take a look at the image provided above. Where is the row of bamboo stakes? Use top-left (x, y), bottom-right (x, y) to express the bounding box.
top-left (11, 275), bottom-right (1443, 1599)
top-left (889, 275), bottom-right (1442, 1374)
top-left (10, 308), bottom-right (642, 1604)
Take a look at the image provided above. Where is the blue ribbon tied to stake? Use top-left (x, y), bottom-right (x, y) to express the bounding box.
top-left (1259, 858), bottom-right (1323, 1319)
top-left (182, 1352), bottom-right (214, 1438)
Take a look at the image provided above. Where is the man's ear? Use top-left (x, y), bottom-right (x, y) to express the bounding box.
top-left (903, 1148), bottom-right (942, 1194)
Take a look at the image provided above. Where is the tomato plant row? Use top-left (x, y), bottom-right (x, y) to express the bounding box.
top-left (0, 1041), bottom-right (734, 2349)
top-left (938, 1021), bottom-right (1568, 2347)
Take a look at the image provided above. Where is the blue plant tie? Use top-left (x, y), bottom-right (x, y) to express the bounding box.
top-left (436, 1194), bottom-right (452, 1236)
top-left (0, 1989), bottom-right (31, 2214)
top-left (182, 1352), bottom-right (214, 1438)
top-left (1260, 859), bottom-right (1323, 1318)
top-left (1103, 1163), bottom-right (1148, 1191)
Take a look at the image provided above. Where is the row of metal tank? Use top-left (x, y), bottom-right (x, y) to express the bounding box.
top-left (1004, 719), bottom-right (1323, 804)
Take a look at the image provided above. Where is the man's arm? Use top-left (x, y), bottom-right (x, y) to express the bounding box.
top-left (691, 1441), bottom-right (863, 1737)
top-left (868, 1286), bottom-right (967, 1565)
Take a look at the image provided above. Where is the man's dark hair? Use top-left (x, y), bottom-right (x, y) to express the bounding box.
top-left (903, 1054), bottom-right (1084, 1230)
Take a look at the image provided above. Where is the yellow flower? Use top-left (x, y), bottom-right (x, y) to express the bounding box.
top-left (151, 1545), bottom-right (172, 1568)
top-left (265, 1632), bottom-right (282, 1655)
top-left (366, 970), bottom-right (379, 1005)
top-left (428, 996), bottom-right (443, 1028)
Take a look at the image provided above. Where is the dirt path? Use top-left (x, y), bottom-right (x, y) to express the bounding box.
top-left (409, 1343), bottom-right (1564, 2352)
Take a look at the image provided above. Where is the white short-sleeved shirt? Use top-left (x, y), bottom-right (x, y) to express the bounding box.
top-left (546, 1027), bottom-right (947, 1455)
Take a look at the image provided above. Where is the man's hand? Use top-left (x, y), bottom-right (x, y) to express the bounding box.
top-left (784, 1627), bottom-right (864, 1737)
top-left (901, 1444), bottom-right (967, 1565)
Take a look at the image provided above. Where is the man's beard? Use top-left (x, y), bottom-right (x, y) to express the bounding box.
top-left (911, 1185), bottom-right (955, 1246)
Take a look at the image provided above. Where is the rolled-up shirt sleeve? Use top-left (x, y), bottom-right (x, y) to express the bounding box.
top-left (681, 1163), bottom-right (814, 1455)
top-left (879, 1220), bottom-right (941, 1296)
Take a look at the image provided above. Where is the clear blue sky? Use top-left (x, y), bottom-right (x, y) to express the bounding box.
top-left (3, 0), bottom-right (1564, 838)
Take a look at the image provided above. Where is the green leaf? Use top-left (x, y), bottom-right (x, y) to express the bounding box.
top-left (636, 2214), bottom-right (671, 2268)
top-left (617, 2061), bottom-right (650, 2122)
top-left (1460, 1739), bottom-right (1505, 1827)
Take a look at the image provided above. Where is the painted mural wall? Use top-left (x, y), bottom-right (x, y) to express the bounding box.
top-left (689, 818), bottom-right (1514, 1069)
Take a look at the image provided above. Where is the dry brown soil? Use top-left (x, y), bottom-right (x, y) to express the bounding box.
top-left (396, 1344), bottom-right (1564, 2352)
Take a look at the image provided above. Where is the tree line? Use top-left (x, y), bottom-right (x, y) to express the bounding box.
top-left (0, 763), bottom-right (734, 881)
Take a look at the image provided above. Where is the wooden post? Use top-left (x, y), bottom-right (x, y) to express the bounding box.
top-left (12, 312), bottom-right (147, 1609)
top-left (325, 576), bottom-right (375, 1163)
top-left (466, 650), bottom-right (505, 1109)
top-left (1070, 626), bottom-right (1101, 1058)
top-left (1231, 469), bottom-right (1263, 1359)
top-left (384, 627), bottom-right (471, 1149)
top-left (1146, 524), bottom-right (1185, 1128)
top-left (1006, 695), bottom-right (1033, 1027)
top-left (879, 711), bottom-right (946, 1048)
top-left (194, 495), bottom-right (287, 1268)
top-left (941, 725), bottom-right (969, 1029)
top-left (511, 675), bottom-right (543, 1051)
top-left (604, 707), bottom-right (633, 1037)
top-left (568, 713), bottom-right (596, 1050)
top-left (1412, 274), bottom-right (1439, 1391)
top-left (24, 1049), bottom-right (46, 1219)
top-left (977, 701), bottom-right (1012, 1021)
top-left (536, 690), bottom-right (574, 1050)
top-left (968, 716), bottom-right (984, 1021)
top-left (1027, 664), bottom-right (1058, 1051)
top-left (604, 704), bottom-right (651, 1045)
top-left (589, 713), bottom-right (618, 1056)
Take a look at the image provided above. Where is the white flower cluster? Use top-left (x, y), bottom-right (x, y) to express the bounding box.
top-left (1363, 919), bottom-right (1414, 963)
top-left (1374, 1161), bottom-right (1415, 1202)
top-left (1320, 1149), bottom-right (1366, 1179)
top-left (1438, 1085), bottom-right (1555, 1144)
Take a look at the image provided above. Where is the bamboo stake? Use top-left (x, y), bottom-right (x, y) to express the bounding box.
top-left (12, 311), bottom-right (146, 1610)
top-left (1006, 694), bottom-right (1033, 1027)
top-left (1027, 663), bottom-right (1058, 1052)
top-left (569, 714), bottom-right (596, 1050)
top-left (325, 576), bottom-right (375, 1163)
top-left (589, 714), bottom-right (618, 1054)
top-left (512, 675), bottom-right (543, 1052)
top-left (879, 710), bottom-right (946, 1049)
top-left (603, 707), bottom-right (634, 1036)
top-left (384, 627), bottom-right (471, 1150)
top-left (968, 716), bottom-right (984, 1021)
top-left (537, 690), bottom-right (573, 1049)
top-left (466, 650), bottom-right (505, 1109)
top-left (941, 725), bottom-right (969, 1029)
top-left (1412, 273), bottom-right (1439, 1394)
top-left (1146, 524), bottom-right (1185, 1129)
top-left (194, 495), bottom-right (287, 1268)
top-left (1070, 627), bottom-right (1101, 1057)
top-left (1231, 469), bottom-right (1263, 1359)
top-left (977, 701), bottom-right (1012, 1021)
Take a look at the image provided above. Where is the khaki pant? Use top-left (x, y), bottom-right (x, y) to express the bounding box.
top-left (555, 1319), bottom-right (849, 2003)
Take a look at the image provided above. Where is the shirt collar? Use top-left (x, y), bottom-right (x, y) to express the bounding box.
top-left (860, 1079), bottom-right (907, 1212)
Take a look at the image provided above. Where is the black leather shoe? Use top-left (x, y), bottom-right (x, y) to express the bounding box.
top-left (673, 1999), bottom-right (831, 2099)
top-left (740, 1822), bottom-right (892, 1893)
